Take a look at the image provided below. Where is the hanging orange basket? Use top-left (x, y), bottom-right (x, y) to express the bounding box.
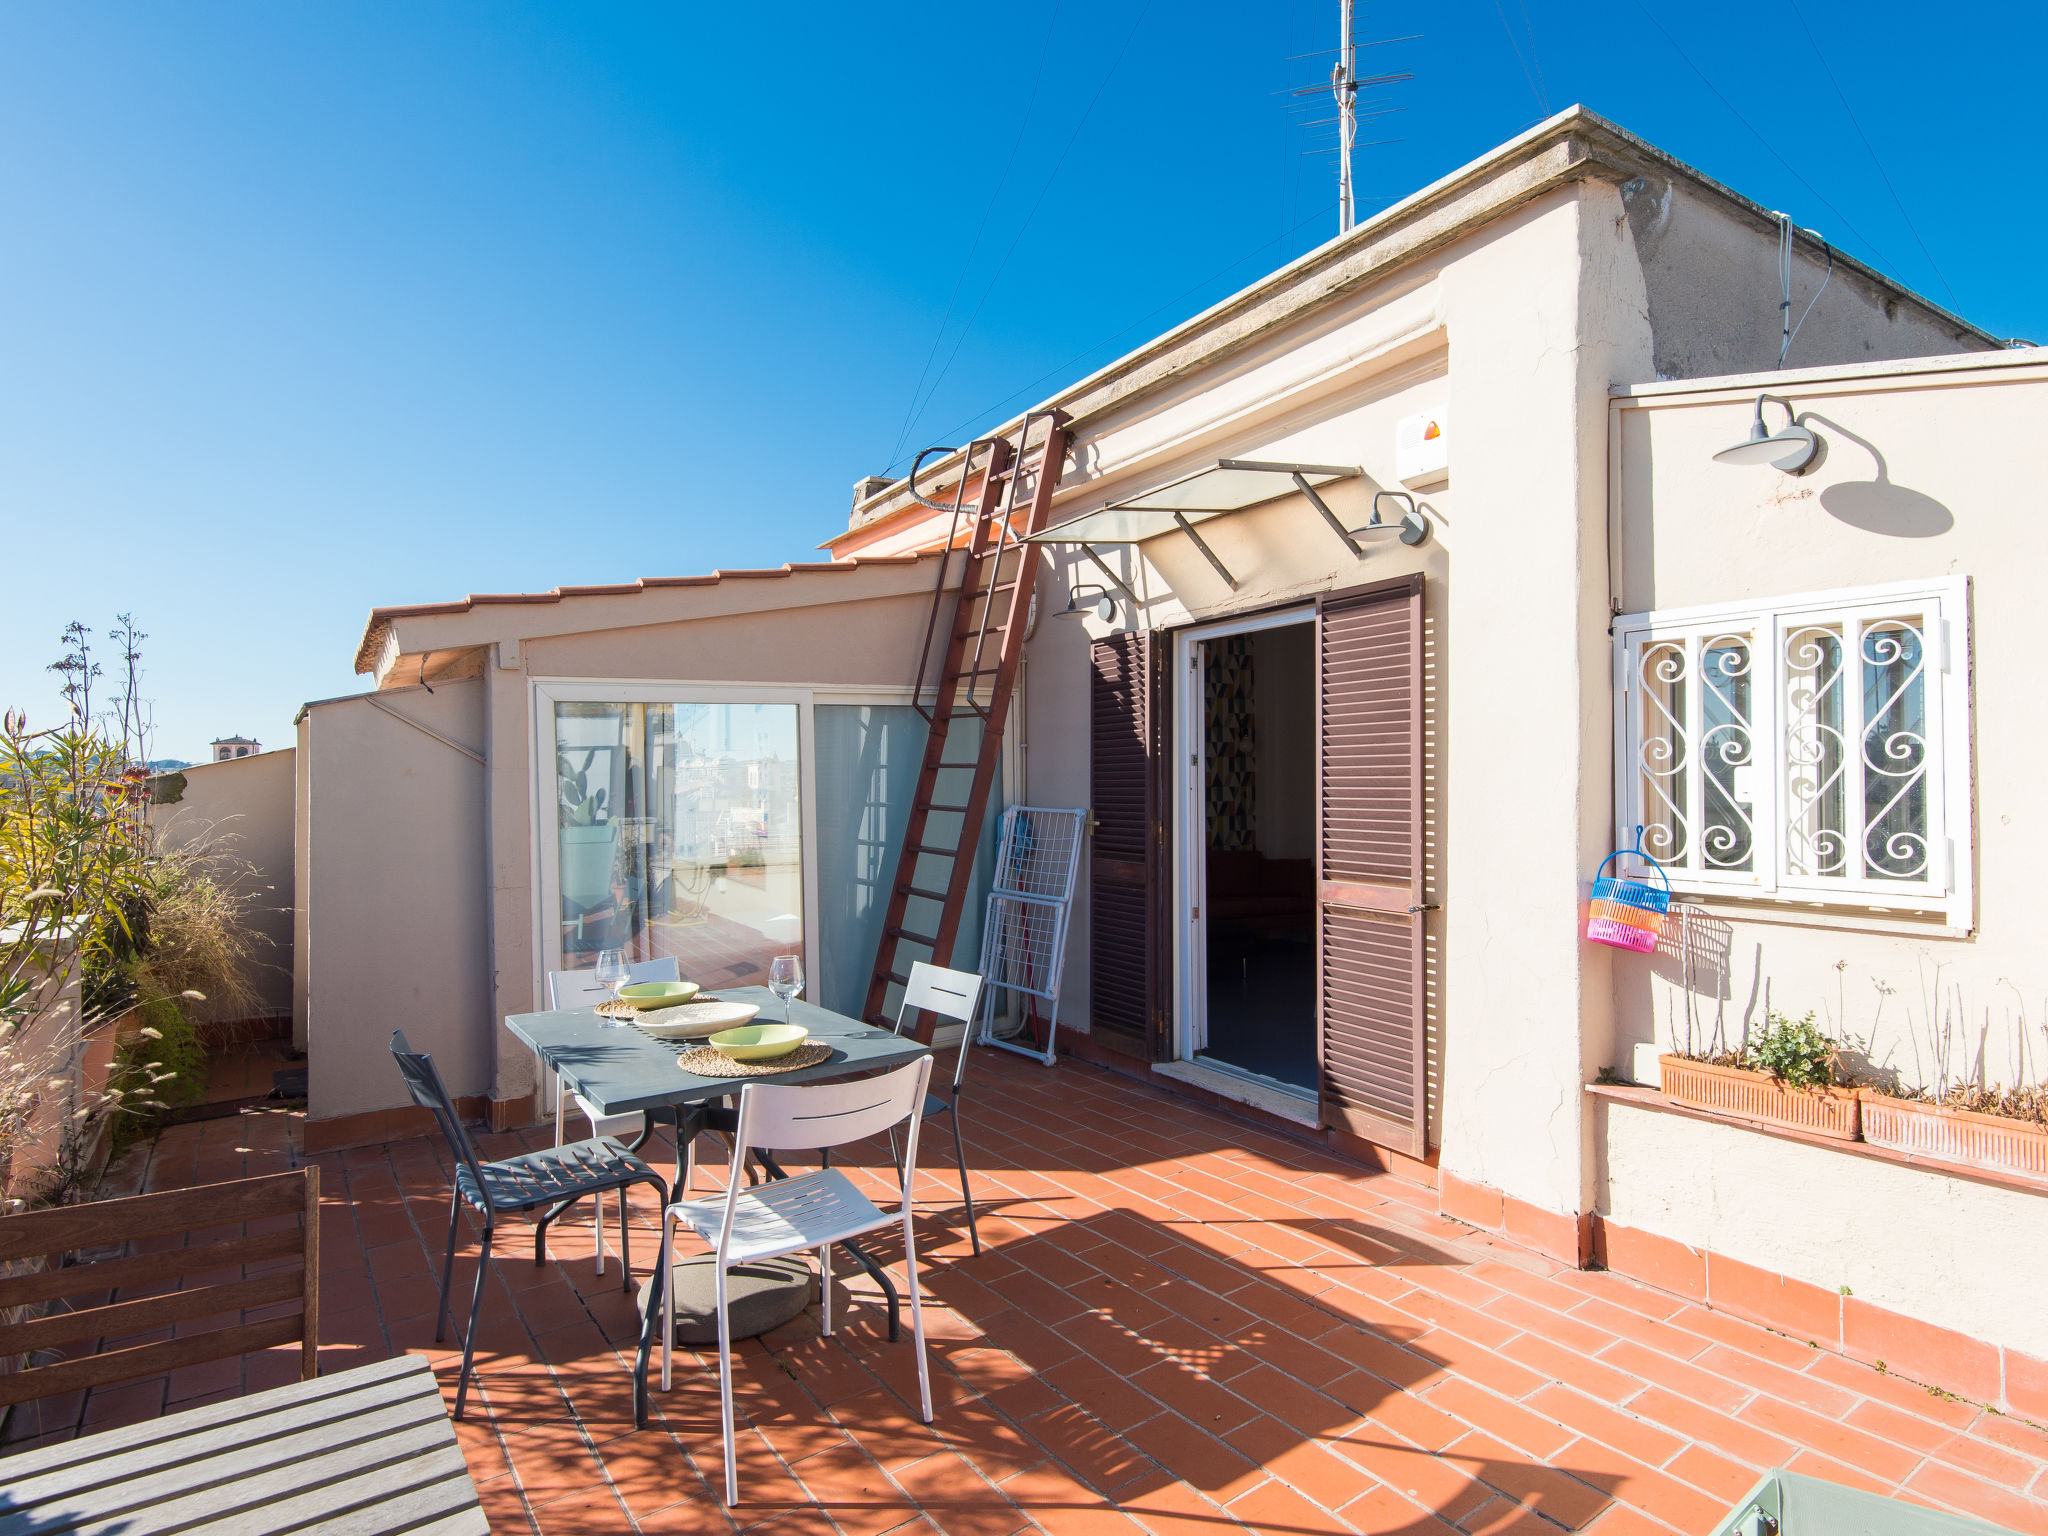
top-left (1586, 832), bottom-right (1670, 953)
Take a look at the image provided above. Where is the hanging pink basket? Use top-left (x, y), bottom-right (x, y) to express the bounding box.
top-left (1586, 843), bottom-right (1670, 952)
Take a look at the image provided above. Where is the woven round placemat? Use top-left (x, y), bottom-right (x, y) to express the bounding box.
top-left (675, 1041), bottom-right (833, 1078)
top-left (594, 998), bottom-right (648, 1021)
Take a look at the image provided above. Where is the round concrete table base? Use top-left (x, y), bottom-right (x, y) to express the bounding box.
top-left (637, 1253), bottom-right (814, 1344)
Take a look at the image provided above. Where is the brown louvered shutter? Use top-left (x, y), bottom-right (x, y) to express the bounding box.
top-left (1089, 633), bottom-right (1170, 1060)
top-left (1317, 576), bottom-right (1426, 1153)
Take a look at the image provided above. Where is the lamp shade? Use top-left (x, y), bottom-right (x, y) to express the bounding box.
top-left (1713, 394), bottom-right (1820, 473)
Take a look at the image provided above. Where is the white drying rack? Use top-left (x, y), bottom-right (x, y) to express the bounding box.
top-left (972, 806), bottom-right (1084, 1065)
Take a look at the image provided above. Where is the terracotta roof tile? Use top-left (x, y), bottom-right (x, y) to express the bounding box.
top-left (352, 556), bottom-right (929, 675)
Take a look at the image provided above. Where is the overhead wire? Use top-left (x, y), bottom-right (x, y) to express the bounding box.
top-left (1782, 0), bottom-right (1958, 308)
top-left (1624, 0), bottom-right (1905, 283)
top-left (892, 0), bottom-right (1156, 458)
top-left (1514, 0), bottom-right (1551, 113)
top-left (886, 5), bottom-right (1063, 472)
top-left (896, 200), bottom-right (1340, 471)
top-left (1492, 0), bottom-right (1548, 117)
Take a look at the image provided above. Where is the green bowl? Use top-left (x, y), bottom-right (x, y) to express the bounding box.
top-left (708, 1023), bottom-right (809, 1061)
top-left (616, 981), bottom-right (700, 1010)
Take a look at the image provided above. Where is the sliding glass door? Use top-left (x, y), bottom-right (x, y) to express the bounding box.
top-left (538, 684), bottom-right (1002, 1011)
top-left (542, 691), bottom-right (810, 992)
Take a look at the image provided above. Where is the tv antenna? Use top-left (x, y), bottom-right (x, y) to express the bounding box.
top-left (1283, 4), bottom-right (1415, 240)
top-left (1335, 0), bottom-right (1357, 231)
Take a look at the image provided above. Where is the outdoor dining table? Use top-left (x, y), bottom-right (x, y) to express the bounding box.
top-left (503, 985), bottom-right (932, 1363)
top-left (0, 1355), bottom-right (486, 1535)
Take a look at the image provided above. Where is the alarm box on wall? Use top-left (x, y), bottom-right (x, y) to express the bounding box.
top-left (1395, 405), bottom-right (1449, 486)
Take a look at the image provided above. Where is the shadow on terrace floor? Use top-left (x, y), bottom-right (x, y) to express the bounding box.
top-left (7, 1044), bottom-right (2048, 1536)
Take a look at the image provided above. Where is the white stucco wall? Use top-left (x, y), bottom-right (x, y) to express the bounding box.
top-left (475, 582), bottom-right (959, 1110)
top-left (1602, 353), bottom-right (2048, 1356)
top-left (1611, 355), bottom-right (2048, 1092)
top-left (1598, 1097), bottom-right (2048, 1360)
top-left (299, 681), bottom-right (491, 1120)
top-left (149, 747), bottom-right (297, 1021)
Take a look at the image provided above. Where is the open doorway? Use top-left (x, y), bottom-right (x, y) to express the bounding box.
top-left (1178, 613), bottom-right (1317, 1100)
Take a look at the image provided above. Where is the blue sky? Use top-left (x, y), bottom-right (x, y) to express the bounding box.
top-left (2, 1), bottom-right (2038, 763)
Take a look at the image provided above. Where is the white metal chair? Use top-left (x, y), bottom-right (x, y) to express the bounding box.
top-left (546, 957), bottom-right (681, 1273)
top-left (660, 1056), bottom-right (937, 1507)
top-left (892, 962), bottom-right (988, 1254)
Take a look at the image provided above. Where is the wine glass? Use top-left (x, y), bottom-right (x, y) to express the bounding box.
top-left (767, 954), bottom-right (803, 1025)
top-left (594, 948), bottom-right (628, 1025)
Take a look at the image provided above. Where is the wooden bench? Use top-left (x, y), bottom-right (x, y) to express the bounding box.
top-left (0, 1167), bottom-right (319, 1412)
top-left (0, 1354), bottom-right (486, 1535)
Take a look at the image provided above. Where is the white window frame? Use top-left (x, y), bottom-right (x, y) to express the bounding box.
top-left (529, 679), bottom-right (919, 1002)
top-left (1611, 577), bottom-right (1971, 927)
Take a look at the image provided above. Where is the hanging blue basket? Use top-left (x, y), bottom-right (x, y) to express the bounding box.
top-left (1587, 831), bottom-right (1671, 953)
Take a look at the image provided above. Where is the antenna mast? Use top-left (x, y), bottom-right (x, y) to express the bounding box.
top-left (1333, 0), bottom-right (1357, 232)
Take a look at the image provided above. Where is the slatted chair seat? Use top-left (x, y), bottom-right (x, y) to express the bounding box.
top-left (456, 1138), bottom-right (661, 1213)
top-left (390, 1029), bottom-right (668, 1424)
top-left (660, 1056), bottom-right (939, 1507)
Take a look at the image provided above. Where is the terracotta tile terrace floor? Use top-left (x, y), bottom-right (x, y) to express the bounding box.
top-left (8, 1047), bottom-right (2048, 1536)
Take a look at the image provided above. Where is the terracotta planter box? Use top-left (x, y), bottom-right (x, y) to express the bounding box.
top-left (1659, 1054), bottom-right (1861, 1141)
top-left (1857, 1091), bottom-right (2048, 1180)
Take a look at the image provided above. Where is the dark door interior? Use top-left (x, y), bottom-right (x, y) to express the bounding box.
top-left (1197, 623), bottom-right (1318, 1092)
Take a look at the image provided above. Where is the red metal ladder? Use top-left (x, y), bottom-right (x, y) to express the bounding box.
top-left (860, 409), bottom-right (1072, 1036)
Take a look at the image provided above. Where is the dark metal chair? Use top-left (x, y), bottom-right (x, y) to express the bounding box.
top-left (890, 963), bottom-right (987, 1255)
top-left (390, 1030), bottom-right (670, 1420)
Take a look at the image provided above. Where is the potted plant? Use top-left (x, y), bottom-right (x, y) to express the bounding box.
top-left (1858, 1082), bottom-right (2048, 1180)
top-left (557, 757), bottom-right (619, 909)
top-left (1660, 1010), bottom-right (1861, 1141)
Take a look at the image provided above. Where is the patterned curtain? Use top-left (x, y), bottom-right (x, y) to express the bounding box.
top-left (1206, 635), bottom-right (1256, 850)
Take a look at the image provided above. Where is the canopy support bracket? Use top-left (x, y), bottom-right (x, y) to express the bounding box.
top-left (1294, 471), bottom-right (1365, 558)
top-left (1171, 512), bottom-right (1238, 589)
top-left (1079, 544), bottom-right (1140, 605)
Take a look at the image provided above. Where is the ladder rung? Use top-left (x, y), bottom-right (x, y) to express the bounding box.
top-left (925, 803), bottom-right (970, 814)
top-left (965, 581), bottom-right (1018, 600)
top-left (896, 884), bottom-right (948, 901)
top-left (886, 927), bottom-right (938, 945)
top-left (882, 969), bottom-right (912, 986)
top-left (908, 842), bottom-right (959, 856)
top-left (865, 1013), bottom-right (894, 1028)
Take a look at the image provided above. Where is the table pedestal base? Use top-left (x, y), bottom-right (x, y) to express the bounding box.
top-left (637, 1254), bottom-right (813, 1344)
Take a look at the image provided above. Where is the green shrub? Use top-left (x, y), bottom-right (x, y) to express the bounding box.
top-left (1743, 1009), bottom-right (1839, 1088)
top-left (105, 996), bottom-right (207, 1153)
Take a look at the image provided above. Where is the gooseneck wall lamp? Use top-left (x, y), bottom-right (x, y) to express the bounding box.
top-left (1713, 393), bottom-right (1822, 474)
top-left (1056, 583), bottom-right (1119, 623)
top-left (1347, 490), bottom-right (1432, 546)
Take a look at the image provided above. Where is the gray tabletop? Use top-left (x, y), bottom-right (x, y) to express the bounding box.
top-left (505, 985), bottom-right (929, 1118)
top-left (0, 1354), bottom-right (486, 1536)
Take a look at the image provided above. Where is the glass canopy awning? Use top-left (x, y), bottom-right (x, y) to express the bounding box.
top-left (1023, 459), bottom-right (1365, 590)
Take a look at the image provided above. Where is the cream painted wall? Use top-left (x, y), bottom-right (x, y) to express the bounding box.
top-left (1597, 1098), bottom-right (2048, 1361)
top-left (1432, 185), bottom-right (1648, 1215)
top-left (299, 681), bottom-right (490, 1120)
top-left (1018, 317), bottom-right (1452, 1092)
top-left (1612, 358), bottom-right (2048, 1091)
top-left (480, 587), bottom-right (955, 1109)
top-left (149, 748), bottom-right (296, 1021)
top-left (1603, 356), bottom-right (2048, 1360)
top-left (1014, 183), bottom-right (1635, 1202)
